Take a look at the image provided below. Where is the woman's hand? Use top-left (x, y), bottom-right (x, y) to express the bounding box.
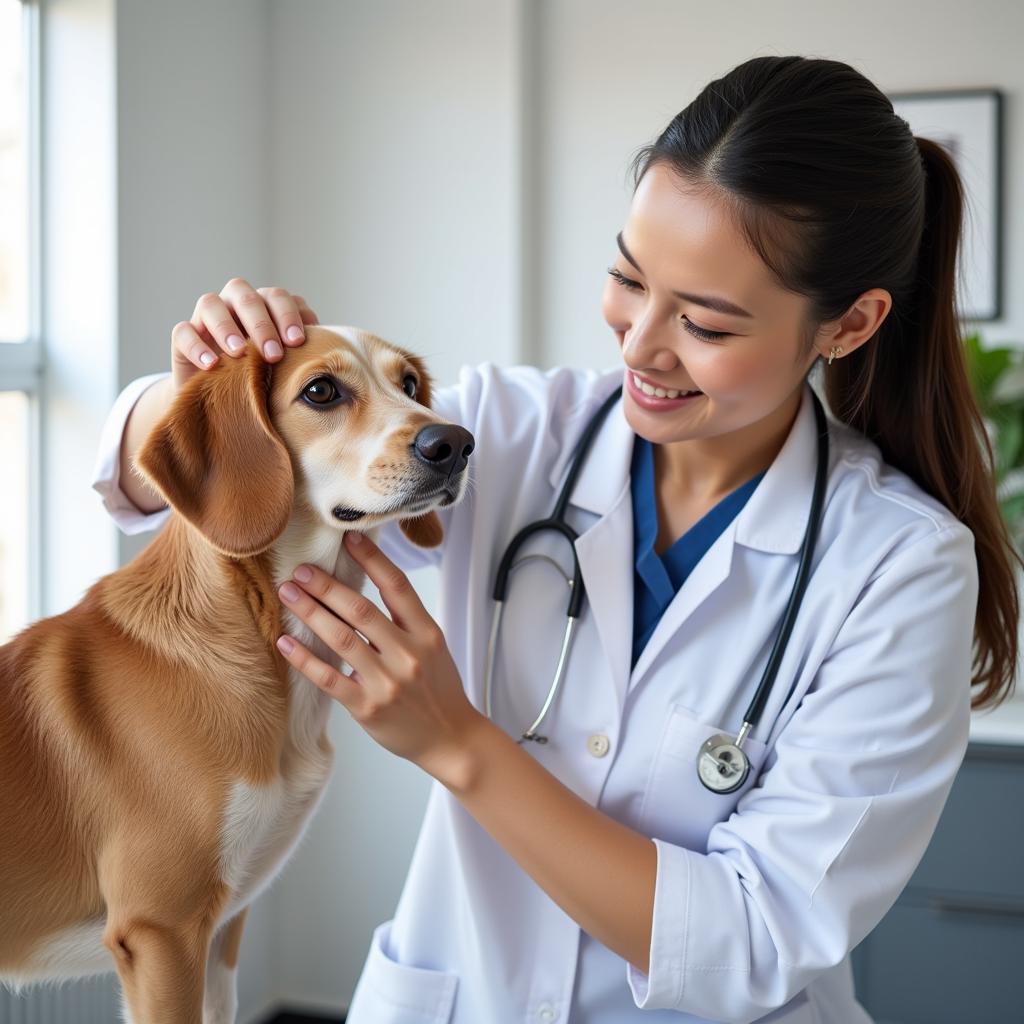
top-left (170, 278), bottom-right (320, 393)
top-left (274, 530), bottom-right (487, 784)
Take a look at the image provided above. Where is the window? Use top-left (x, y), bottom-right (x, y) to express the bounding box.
top-left (0, 0), bottom-right (41, 644)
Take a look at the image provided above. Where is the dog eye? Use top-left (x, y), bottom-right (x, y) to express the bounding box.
top-left (402, 373), bottom-right (418, 399)
top-left (301, 376), bottom-right (345, 407)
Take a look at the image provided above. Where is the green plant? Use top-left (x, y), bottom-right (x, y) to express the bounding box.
top-left (963, 331), bottom-right (1024, 549)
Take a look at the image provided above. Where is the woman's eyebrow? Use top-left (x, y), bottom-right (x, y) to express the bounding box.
top-left (616, 231), bottom-right (754, 319)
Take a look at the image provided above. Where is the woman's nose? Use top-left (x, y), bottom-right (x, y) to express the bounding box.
top-left (622, 315), bottom-right (675, 368)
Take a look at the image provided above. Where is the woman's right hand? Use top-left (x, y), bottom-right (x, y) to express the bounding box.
top-left (170, 278), bottom-right (320, 394)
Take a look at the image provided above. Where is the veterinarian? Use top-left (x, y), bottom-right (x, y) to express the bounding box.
top-left (92, 55), bottom-right (1019, 1024)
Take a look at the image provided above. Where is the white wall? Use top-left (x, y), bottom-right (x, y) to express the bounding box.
top-left (40, 0), bottom-right (1023, 1019)
top-left (268, 0), bottom-right (524, 382)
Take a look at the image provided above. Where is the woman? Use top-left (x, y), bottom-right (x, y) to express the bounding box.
top-left (92, 55), bottom-right (1019, 1023)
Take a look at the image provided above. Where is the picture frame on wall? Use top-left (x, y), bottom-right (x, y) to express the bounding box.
top-left (887, 87), bottom-right (1004, 321)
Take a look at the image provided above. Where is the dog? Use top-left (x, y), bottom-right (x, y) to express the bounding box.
top-left (0, 325), bottom-right (474, 1022)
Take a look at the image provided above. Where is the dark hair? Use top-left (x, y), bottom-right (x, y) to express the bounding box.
top-left (628, 55), bottom-right (1019, 710)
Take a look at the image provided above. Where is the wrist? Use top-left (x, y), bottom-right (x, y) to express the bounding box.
top-left (423, 710), bottom-right (496, 796)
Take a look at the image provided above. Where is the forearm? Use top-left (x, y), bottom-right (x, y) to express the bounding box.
top-left (430, 716), bottom-right (658, 974)
top-left (119, 375), bottom-right (175, 513)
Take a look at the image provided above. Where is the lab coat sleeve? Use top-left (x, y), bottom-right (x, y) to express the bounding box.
top-left (626, 522), bottom-right (980, 1023)
top-left (90, 371), bottom-right (174, 535)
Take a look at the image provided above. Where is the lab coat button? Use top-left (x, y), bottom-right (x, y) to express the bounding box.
top-left (587, 733), bottom-right (610, 757)
top-left (536, 1002), bottom-right (557, 1021)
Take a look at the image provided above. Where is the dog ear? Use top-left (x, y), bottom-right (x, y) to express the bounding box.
top-left (399, 511), bottom-right (444, 548)
top-left (397, 351), bottom-right (445, 548)
top-left (136, 351), bottom-right (294, 557)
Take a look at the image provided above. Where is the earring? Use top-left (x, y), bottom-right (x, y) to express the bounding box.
top-left (828, 345), bottom-right (843, 366)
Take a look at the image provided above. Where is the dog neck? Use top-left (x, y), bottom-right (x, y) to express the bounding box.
top-left (269, 503), bottom-right (360, 592)
top-left (269, 505), bottom-right (370, 663)
top-left (98, 507), bottom-right (362, 678)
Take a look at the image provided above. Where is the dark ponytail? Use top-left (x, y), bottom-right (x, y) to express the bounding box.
top-left (628, 56), bottom-right (1020, 710)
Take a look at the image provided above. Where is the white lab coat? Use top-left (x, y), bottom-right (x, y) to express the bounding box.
top-left (92, 355), bottom-right (979, 1024)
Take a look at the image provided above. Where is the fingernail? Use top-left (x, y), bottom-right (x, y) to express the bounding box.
top-left (280, 581), bottom-right (301, 602)
top-left (293, 564), bottom-right (313, 582)
top-left (225, 334), bottom-right (244, 353)
top-left (263, 340), bottom-right (283, 359)
top-left (286, 325), bottom-right (304, 342)
top-left (347, 530), bottom-right (364, 546)
top-left (199, 351), bottom-right (215, 366)
top-left (277, 635), bottom-right (295, 655)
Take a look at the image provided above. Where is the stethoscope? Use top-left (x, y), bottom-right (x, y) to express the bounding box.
top-left (482, 378), bottom-right (830, 794)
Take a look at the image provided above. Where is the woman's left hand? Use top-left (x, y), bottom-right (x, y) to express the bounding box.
top-left (275, 529), bottom-right (486, 781)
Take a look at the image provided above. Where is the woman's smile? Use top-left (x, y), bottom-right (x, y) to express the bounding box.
top-left (625, 367), bottom-right (705, 413)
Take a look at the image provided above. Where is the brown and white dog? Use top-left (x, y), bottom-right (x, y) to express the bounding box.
top-left (0, 325), bottom-right (474, 1022)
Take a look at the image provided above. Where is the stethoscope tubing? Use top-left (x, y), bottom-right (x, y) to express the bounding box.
top-left (735, 386), bottom-right (829, 736)
top-left (482, 380), bottom-right (830, 774)
top-left (484, 385), bottom-right (624, 743)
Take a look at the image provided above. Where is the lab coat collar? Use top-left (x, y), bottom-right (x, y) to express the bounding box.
top-left (549, 374), bottom-right (819, 557)
top-left (734, 379), bottom-right (820, 555)
top-left (550, 375), bottom-right (822, 709)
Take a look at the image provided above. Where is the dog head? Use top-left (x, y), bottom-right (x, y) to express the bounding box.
top-left (135, 325), bottom-right (474, 557)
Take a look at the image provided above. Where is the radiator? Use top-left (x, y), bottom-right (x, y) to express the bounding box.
top-left (0, 974), bottom-right (120, 1023)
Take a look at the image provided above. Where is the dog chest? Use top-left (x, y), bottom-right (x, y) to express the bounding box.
top-left (213, 529), bottom-right (354, 917)
top-left (217, 664), bottom-right (335, 917)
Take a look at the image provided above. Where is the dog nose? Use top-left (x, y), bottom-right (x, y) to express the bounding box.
top-left (412, 423), bottom-right (475, 478)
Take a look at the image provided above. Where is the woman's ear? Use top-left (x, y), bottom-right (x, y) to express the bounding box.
top-left (136, 352), bottom-right (294, 557)
top-left (399, 511), bottom-right (444, 548)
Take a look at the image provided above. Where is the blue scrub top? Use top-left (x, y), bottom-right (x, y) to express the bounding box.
top-left (631, 435), bottom-right (766, 670)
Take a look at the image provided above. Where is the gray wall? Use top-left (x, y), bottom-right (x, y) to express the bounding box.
top-left (39, 0), bottom-right (1024, 1019)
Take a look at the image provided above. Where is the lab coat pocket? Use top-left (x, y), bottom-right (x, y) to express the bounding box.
top-left (639, 703), bottom-right (770, 852)
top-left (346, 918), bottom-right (459, 1024)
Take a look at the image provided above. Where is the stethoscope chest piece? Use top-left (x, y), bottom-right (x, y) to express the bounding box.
top-left (697, 733), bottom-right (751, 794)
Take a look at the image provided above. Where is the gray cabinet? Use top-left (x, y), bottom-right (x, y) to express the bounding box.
top-left (851, 741), bottom-right (1024, 1021)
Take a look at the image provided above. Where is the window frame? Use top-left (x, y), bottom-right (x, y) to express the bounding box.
top-left (1, 0), bottom-right (44, 627)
